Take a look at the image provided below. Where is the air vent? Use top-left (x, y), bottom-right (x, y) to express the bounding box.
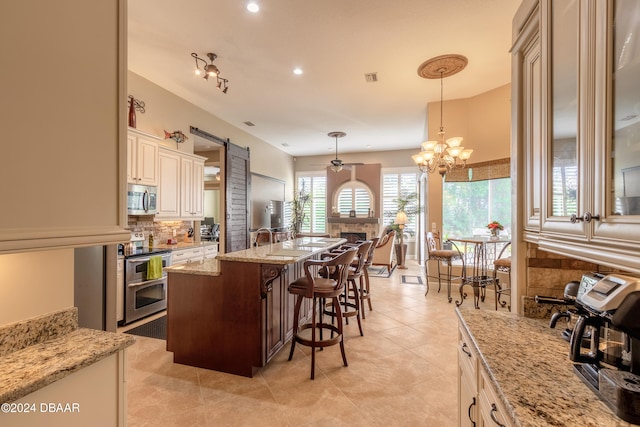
top-left (281, 143), bottom-right (289, 147)
top-left (364, 73), bottom-right (378, 83)
top-left (243, 121), bottom-right (255, 127)
top-left (621, 115), bottom-right (637, 121)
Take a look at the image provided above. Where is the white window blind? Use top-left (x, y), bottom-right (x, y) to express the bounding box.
top-left (382, 172), bottom-right (419, 235)
top-left (297, 175), bottom-right (327, 233)
top-left (337, 186), bottom-right (371, 215)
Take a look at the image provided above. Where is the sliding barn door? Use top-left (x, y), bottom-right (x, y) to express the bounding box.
top-left (225, 142), bottom-right (251, 252)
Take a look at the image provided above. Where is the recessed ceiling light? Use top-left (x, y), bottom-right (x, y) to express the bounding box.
top-left (293, 67), bottom-right (303, 75)
top-left (247, 2), bottom-right (259, 13)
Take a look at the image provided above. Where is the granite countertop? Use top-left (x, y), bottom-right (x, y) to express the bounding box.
top-left (216, 237), bottom-right (346, 265)
top-left (165, 257), bottom-right (221, 276)
top-left (153, 241), bottom-right (218, 251)
top-left (456, 307), bottom-right (630, 427)
top-left (0, 308), bottom-right (134, 403)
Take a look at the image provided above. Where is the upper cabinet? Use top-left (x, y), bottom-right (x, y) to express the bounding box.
top-left (156, 146), bottom-right (205, 221)
top-left (0, 0), bottom-right (129, 253)
top-left (514, 0), bottom-right (640, 273)
top-left (127, 129), bottom-right (159, 186)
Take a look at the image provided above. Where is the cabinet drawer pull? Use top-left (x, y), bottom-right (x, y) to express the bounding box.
top-left (570, 212), bottom-right (600, 223)
top-left (490, 403), bottom-right (505, 427)
top-left (461, 342), bottom-right (472, 358)
top-left (468, 397), bottom-right (476, 427)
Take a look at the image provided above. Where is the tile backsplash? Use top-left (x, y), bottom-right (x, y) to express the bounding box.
top-left (128, 218), bottom-right (196, 245)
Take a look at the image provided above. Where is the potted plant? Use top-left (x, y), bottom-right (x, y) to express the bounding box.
top-left (385, 192), bottom-right (419, 269)
top-left (486, 220), bottom-right (504, 238)
top-left (290, 185), bottom-right (310, 237)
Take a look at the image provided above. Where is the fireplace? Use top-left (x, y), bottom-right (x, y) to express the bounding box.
top-left (340, 232), bottom-right (367, 243)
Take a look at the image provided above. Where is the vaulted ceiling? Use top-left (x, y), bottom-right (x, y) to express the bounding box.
top-left (128, 0), bottom-right (521, 156)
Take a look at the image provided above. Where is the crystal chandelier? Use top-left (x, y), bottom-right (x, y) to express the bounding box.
top-left (413, 55), bottom-right (473, 176)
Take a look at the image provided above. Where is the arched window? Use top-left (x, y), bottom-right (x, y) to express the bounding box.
top-left (335, 181), bottom-right (372, 216)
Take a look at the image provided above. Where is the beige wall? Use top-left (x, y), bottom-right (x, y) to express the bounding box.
top-left (426, 83), bottom-right (511, 233)
top-left (295, 84), bottom-right (512, 235)
top-left (0, 249), bottom-right (74, 325)
top-left (128, 71), bottom-right (296, 199)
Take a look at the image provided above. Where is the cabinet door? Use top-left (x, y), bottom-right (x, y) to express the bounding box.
top-left (263, 264), bottom-right (287, 364)
top-left (522, 35), bottom-right (542, 233)
top-left (591, 0), bottom-right (640, 245)
top-left (192, 159), bottom-right (205, 218)
top-left (157, 149), bottom-right (181, 218)
top-left (136, 137), bottom-right (159, 186)
top-left (459, 370), bottom-right (477, 427)
top-left (180, 157), bottom-right (194, 217)
top-left (541, 0), bottom-right (586, 238)
top-left (127, 134), bottom-right (136, 184)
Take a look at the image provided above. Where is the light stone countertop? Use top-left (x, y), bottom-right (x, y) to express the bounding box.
top-left (215, 237), bottom-right (346, 265)
top-left (456, 307), bottom-right (631, 427)
top-left (152, 241), bottom-right (218, 251)
top-left (165, 257), bottom-right (221, 276)
top-left (0, 308), bottom-right (134, 403)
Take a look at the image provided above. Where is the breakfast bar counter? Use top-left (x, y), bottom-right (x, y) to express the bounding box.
top-left (165, 237), bottom-right (346, 377)
top-left (456, 307), bottom-right (631, 426)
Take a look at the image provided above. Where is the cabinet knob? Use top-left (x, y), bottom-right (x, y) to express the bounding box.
top-left (570, 212), bottom-right (601, 224)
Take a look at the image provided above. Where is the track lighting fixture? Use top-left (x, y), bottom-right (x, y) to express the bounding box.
top-left (191, 52), bottom-right (230, 94)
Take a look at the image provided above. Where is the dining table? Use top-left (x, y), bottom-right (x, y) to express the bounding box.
top-left (447, 236), bottom-right (511, 308)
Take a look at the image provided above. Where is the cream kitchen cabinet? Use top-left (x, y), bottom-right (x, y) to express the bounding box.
top-left (157, 148), bottom-right (181, 218)
top-left (156, 146), bottom-right (205, 221)
top-left (458, 325), bottom-right (478, 427)
top-left (458, 322), bottom-right (513, 427)
top-left (204, 243), bottom-right (218, 259)
top-left (513, 0), bottom-right (640, 274)
top-left (171, 246), bottom-right (205, 265)
top-left (180, 154), bottom-right (205, 218)
top-left (0, 0), bottom-right (129, 253)
top-left (127, 128), bottom-right (159, 186)
top-left (477, 369), bottom-right (513, 427)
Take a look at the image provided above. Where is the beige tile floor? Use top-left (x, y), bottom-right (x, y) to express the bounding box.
top-left (124, 260), bottom-right (505, 426)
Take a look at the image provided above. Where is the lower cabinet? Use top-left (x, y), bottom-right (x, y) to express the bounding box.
top-left (458, 323), bottom-right (513, 427)
top-left (478, 369), bottom-right (512, 427)
top-left (458, 326), bottom-right (478, 427)
top-left (3, 352), bottom-right (127, 427)
top-left (171, 246), bottom-right (205, 265)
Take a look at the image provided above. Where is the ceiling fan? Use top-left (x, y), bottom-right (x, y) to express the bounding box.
top-left (328, 131), bottom-right (346, 172)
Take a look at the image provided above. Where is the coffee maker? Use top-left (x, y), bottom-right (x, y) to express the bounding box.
top-left (569, 273), bottom-right (640, 424)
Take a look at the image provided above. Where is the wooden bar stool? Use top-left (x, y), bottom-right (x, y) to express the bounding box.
top-left (359, 237), bottom-right (379, 318)
top-left (287, 248), bottom-right (357, 379)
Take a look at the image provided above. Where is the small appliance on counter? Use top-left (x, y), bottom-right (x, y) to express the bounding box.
top-left (569, 273), bottom-right (640, 424)
top-left (535, 273), bottom-right (603, 341)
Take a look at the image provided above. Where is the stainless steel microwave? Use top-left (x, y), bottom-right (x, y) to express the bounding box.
top-left (127, 184), bottom-right (158, 215)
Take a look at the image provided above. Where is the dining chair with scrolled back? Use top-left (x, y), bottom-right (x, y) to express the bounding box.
top-left (424, 231), bottom-right (464, 303)
top-left (493, 242), bottom-right (512, 310)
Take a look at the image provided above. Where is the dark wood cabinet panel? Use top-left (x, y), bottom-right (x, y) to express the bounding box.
top-left (167, 256), bottom-right (315, 377)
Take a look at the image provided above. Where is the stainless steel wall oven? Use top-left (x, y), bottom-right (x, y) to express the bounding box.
top-left (123, 250), bottom-right (171, 324)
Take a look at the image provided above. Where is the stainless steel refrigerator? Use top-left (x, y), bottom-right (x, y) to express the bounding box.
top-left (73, 245), bottom-right (118, 332)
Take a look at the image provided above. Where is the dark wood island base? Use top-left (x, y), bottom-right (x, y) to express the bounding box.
top-left (165, 238), bottom-right (346, 377)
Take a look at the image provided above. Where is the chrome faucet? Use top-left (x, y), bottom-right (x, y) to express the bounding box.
top-left (255, 227), bottom-right (273, 249)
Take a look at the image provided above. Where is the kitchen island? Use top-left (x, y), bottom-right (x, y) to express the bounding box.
top-left (165, 237), bottom-right (346, 377)
top-left (457, 307), bottom-right (632, 426)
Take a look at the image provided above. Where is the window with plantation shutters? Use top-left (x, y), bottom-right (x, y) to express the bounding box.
top-left (382, 171), bottom-right (419, 235)
top-left (297, 174), bottom-right (327, 233)
top-left (336, 184), bottom-right (371, 216)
